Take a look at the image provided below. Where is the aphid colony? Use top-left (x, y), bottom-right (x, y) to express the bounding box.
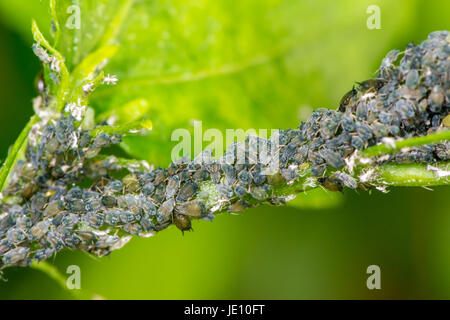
top-left (0, 31), bottom-right (449, 271)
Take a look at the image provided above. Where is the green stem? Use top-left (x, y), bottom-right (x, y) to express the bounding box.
top-left (360, 130), bottom-right (450, 158)
top-left (374, 161), bottom-right (450, 187)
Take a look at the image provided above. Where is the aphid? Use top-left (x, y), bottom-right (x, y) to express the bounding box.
top-left (356, 102), bottom-right (368, 120)
top-left (253, 172), bottom-right (266, 185)
top-left (16, 216), bottom-right (33, 230)
top-left (340, 115), bottom-right (355, 132)
top-left (123, 174), bottom-right (140, 193)
top-left (83, 213), bottom-right (104, 228)
top-left (334, 172), bottom-right (358, 189)
top-left (442, 115), bottom-right (450, 127)
top-left (249, 185), bottom-right (269, 201)
top-left (34, 248), bottom-right (54, 262)
top-left (405, 69), bottom-right (419, 89)
top-left (380, 49), bottom-right (400, 69)
top-left (110, 134), bottom-right (122, 145)
top-left (222, 164), bottom-right (236, 185)
top-left (119, 211), bottom-right (135, 224)
top-left (176, 181), bottom-right (198, 202)
top-left (237, 170), bottom-right (252, 185)
top-left (281, 168), bottom-right (298, 181)
top-left (393, 99), bottom-right (415, 119)
top-left (308, 151), bottom-right (324, 165)
top-left (293, 146), bottom-right (308, 163)
top-left (66, 187), bottom-right (83, 199)
top-left (228, 200), bottom-right (250, 213)
top-left (2, 247), bottom-right (30, 266)
top-left (93, 133), bottom-right (110, 148)
top-left (31, 193), bottom-right (48, 212)
top-left (63, 234), bottom-right (81, 248)
top-left (318, 177), bottom-right (343, 192)
top-left (95, 235), bottom-right (120, 249)
top-left (311, 164), bottom-right (326, 176)
top-left (0, 240), bottom-right (13, 255)
top-left (46, 231), bottom-right (64, 250)
top-left (371, 122), bottom-right (388, 138)
top-left (356, 79), bottom-right (387, 92)
top-left (85, 198), bottom-right (103, 212)
top-left (269, 197), bottom-right (287, 206)
top-left (355, 122), bottom-right (373, 141)
top-left (32, 43), bottom-right (51, 63)
top-left (206, 163), bottom-right (221, 184)
top-left (178, 169), bottom-right (190, 182)
top-left (122, 195), bottom-right (142, 214)
top-left (309, 137), bottom-right (324, 150)
top-left (431, 114), bottom-right (441, 127)
top-left (153, 169), bottom-right (168, 186)
top-left (104, 180), bottom-right (123, 194)
top-left (30, 221), bottom-right (50, 240)
top-left (101, 195), bottom-right (117, 208)
top-left (143, 201), bottom-right (157, 217)
top-left (266, 171), bottom-right (284, 185)
top-left (388, 125), bottom-right (401, 136)
top-left (75, 230), bottom-right (97, 243)
top-left (158, 198), bottom-right (175, 220)
top-left (104, 210), bottom-right (121, 226)
top-left (140, 217), bottom-right (155, 232)
top-left (61, 213), bottom-right (80, 228)
top-left (7, 227), bottom-right (27, 243)
top-left (43, 200), bottom-right (64, 218)
top-left (280, 143), bottom-right (298, 164)
top-left (319, 150), bottom-right (344, 169)
top-left (66, 199), bottom-right (85, 213)
top-left (165, 176), bottom-right (180, 199)
top-left (429, 85), bottom-right (444, 112)
top-left (23, 182), bottom-right (38, 200)
top-left (351, 135), bottom-right (365, 150)
top-left (141, 182), bottom-right (155, 196)
top-left (234, 186), bottom-right (247, 197)
top-left (175, 200), bottom-right (207, 218)
top-left (124, 223), bottom-right (142, 235)
top-left (193, 169), bottom-right (209, 181)
top-left (173, 214), bottom-right (192, 234)
top-left (152, 184), bottom-right (166, 203)
top-left (378, 112), bottom-right (393, 124)
top-left (216, 184), bottom-right (233, 199)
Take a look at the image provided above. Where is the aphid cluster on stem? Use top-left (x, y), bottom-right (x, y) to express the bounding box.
top-left (0, 31), bottom-right (448, 274)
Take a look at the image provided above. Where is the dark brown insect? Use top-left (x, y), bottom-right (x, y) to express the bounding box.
top-left (318, 177), bottom-right (343, 192)
top-left (338, 86), bottom-right (357, 112)
top-left (356, 78), bottom-right (387, 92)
top-left (173, 213), bottom-right (192, 234)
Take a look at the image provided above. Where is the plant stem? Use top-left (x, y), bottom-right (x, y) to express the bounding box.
top-left (360, 130), bottom-right (450, 158)
top-left (374, 161), bottom-right (450, 187)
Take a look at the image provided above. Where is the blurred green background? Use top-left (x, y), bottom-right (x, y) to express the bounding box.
top-left (0, 0), bottom-right (449, 299)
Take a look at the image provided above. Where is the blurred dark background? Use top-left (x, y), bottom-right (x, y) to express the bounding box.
top-left (0, 0), bottom-right (449, 299)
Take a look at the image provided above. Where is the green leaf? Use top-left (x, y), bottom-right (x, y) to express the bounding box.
top-left (0, 0), bottom-right (421, 167)
top-left (90, 0), bottom-right (416, 165)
